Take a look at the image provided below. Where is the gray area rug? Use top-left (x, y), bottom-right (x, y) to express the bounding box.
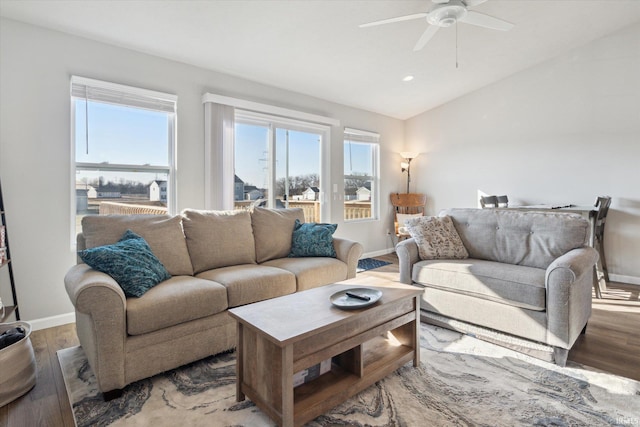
top-left (58, 323), bottom-right (640, 427)
top-left (356, 258), bottom-right (392, 272)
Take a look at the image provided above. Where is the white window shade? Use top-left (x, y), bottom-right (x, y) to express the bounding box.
top-left (344, 127), bottom-right (380, 143)
top-left (71, 76), bottom-right (176, 113)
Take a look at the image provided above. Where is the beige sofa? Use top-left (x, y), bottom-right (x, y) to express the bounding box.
top-left (64, 207), bottom-right (363, 399)
top-left (396, 208), bottom-right (598, 366)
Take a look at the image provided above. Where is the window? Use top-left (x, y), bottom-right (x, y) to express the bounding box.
top-left (71, 76), bottom-right (176, 240)
top-left (234, 111), bottom-right (327, 222)
top-left (344, 128), bottom-right (379, 221)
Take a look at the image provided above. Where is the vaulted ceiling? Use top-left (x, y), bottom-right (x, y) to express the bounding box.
top-left (1, 0), bottom-right (639, 119)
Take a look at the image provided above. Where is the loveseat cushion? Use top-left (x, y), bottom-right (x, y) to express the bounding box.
top-left (442, 208), bottom-right (589, 269)
top-left (413, 258), bottom-right (547, 311)
top-left (251, 207), bottom-right (305, 263)
top-left (261, 257), bottom-right (348, 291)
top-left (126, 276), bottom-right (228, 336)
top-left (81, 214), bottom-right (193, 276)
top-left (182, 209), bottom-right (256, 274)
top-left (196, 264), bottom-right (296, 307)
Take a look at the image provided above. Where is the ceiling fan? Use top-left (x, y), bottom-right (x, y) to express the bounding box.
top-left (359, 0), bottom-right (514, 52)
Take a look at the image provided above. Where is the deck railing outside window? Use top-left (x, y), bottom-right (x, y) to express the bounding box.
top-left (92, 200), bottom-right (371, 223)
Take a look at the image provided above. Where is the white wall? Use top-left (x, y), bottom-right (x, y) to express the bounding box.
top-left (0, 18), bottom-right (405, 323)
top-left (405, 23), bottom-right (640, 282)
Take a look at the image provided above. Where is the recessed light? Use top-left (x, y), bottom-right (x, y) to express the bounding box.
top-left (402, 75), bottom-right (414, 82)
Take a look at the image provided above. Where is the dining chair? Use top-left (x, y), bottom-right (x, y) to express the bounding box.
top-left (496, 195), bottom-right (509, 207)
top-left (390, 193), bottom-right (427, 241)
top-left (480, 195), bottom-right (498, 208)
top-left (593, 196), bottom-right (611, 296)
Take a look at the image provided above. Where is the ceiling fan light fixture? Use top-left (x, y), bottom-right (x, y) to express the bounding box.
top-left (427, 4), bottom-right (467, 27)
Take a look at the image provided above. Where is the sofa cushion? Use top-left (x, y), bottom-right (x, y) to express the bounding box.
top-left (251, 207), bottom-right (305, 263)
top-left (81, 214), bottom-right (193, 276)
top-left (413, 258), bottom-right (547, 311)
top-left (262, 257), bottom-right (348, 291)
top-left (79, 230), bottom-right (171, 298)
top-left (406, 215), bottom-right (469, 260)
top-left (182, 209), bottom-right (256, 274)
top-left (126, 276), bottom-right (228, 336)
top-left (289, 220), bottom-right (337, 258)
top-left (196, 264), bottom-right (296, 307)
top-left (442, 208), bottom-right (589, 269)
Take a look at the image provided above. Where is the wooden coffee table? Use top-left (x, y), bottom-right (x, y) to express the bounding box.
top-left (228, 276), bottom-right (423, 427)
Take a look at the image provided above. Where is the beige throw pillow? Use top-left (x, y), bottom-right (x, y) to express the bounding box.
top-left (396, 213), bottom-right (423, 235)
top-left (406, 215), bottom-right (469, 260)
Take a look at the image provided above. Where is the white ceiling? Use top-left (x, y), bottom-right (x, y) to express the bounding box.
top-left (1, 0), bottom-right (639, 120)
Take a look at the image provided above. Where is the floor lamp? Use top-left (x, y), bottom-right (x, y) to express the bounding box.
top-left (400, 152), bottom-right (419, 194)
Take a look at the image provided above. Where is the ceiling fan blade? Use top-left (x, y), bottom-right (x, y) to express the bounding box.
top-left (432, 0), bottom-right (451, 4)
top-left (464, 0), bottom-right (488, 6)
top-left (413, 25), bottom-right (440, 51)
top-left (359, 13), bottom-right (427, 28)
top-left (459, 10), bottom-right (514, 31)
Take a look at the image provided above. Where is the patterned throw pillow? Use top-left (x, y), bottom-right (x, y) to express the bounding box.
top-left (78, 229), bottom-right (171, 297)
top-left (289, 219), bottom-right (337, 258)
top-left (406, 215), bottom-right (469, 260)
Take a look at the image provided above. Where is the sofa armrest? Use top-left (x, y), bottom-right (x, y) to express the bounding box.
top-left (333, 237), bottom-right (364, 279)
top-left (545, 247), bottom-right (598, 287)
top-left (64, 264), bottom-right (128, 392)
top-left (396, 238), bottom-right (420, 285)
top-left (65, 264), bottom-right (126, 310)
top-left (545, 247), bottom-right (598, 348)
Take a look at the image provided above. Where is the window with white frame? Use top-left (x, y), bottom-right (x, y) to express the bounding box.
top-left (234, 111), bottom-right (327, 222)
top-left (344, 128), bottom-right (379, 221)
top-left (71, 76), bottom-right (176, 240)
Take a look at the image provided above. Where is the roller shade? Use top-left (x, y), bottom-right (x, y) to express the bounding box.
top-left (71, 76), bottom-right (176, 113)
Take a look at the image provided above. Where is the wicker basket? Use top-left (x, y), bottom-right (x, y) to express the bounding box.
top-left (0, 321), bottom-right (36, 407)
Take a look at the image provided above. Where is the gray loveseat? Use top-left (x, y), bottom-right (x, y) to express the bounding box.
top-left (396, 208), bottom-right (598, 366)
top-left (65, 207), bottom-right (363, 398)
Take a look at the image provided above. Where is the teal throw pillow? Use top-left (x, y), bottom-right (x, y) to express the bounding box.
top-left (289, 219), bottom-right (337, 258)
top-left (78, 229), bottom-right (171, 298)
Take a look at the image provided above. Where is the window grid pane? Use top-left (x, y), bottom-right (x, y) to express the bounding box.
top-left (234, 117), bottom-right (323, 222)
top-left (344, 131), bottom-right (379, 222)
top-left (72, 77), bottom-right (176, 240)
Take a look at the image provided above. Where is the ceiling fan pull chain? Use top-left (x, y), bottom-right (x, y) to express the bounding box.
top-left (455, 19), bottom-right (459, 69)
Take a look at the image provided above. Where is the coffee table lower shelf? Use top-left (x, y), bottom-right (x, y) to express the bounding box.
top-left (238, 327), bottom-right (418, 427)
top-left (293, 338), bottom-right (415, 425)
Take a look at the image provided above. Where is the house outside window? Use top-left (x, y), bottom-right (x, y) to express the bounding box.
top-left (344, 128), bottom-right (379, 221)
top-left (71, 76), bottom-right (176, 242)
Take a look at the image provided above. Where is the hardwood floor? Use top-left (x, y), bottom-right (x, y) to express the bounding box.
top-left (1, 254), bottom-right (638, 427)
top-left (0, 323), bottom-right (78, 427)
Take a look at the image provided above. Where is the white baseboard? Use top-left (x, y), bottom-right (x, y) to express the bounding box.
top-left (27, 312), bottom-right (76, 331)
top-left (361, 248), bottom-right (395, 259)
top-left (609, 274), bottom-right (640, 286)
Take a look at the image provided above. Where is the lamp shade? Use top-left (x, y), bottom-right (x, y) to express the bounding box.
top-left (400, 152), bottom-right (419, 160)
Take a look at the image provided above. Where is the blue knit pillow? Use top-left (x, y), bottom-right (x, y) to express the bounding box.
top-left (289, 219), bottom-right (337, 258)
top-left (79, 230), bottom-right (171, 298)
